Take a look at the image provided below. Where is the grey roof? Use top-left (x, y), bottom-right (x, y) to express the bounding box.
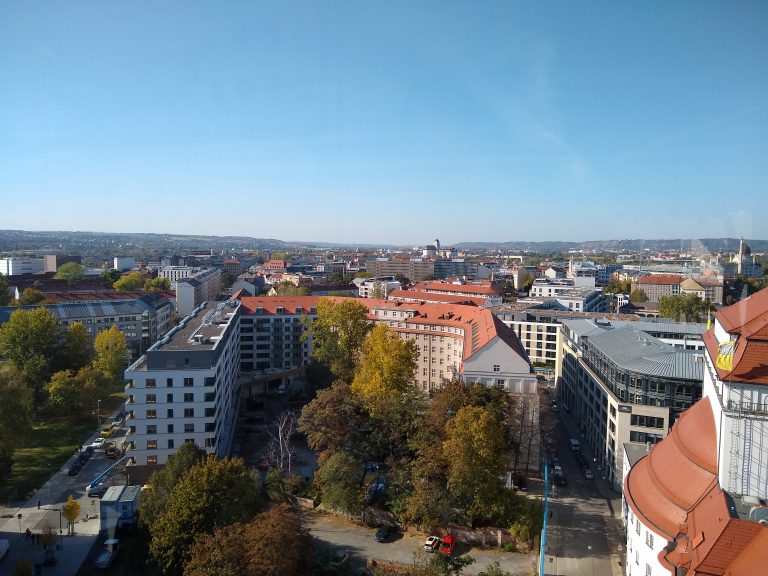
top-left (623, 443), bottom-right (651, 467)
top-left (0, 300), bottom-right (146, 323)
top-left (565, 320), bottom-right (703, 380)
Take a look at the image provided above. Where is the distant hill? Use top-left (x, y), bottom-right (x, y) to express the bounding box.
top-left (454, 238), bottom-right (768, 253)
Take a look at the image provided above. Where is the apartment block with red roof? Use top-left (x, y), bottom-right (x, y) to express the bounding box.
top-left (632, 274), bottom-right (685, 302)
top-left (407, 279), bottom-right (503, 306)
top-left (622, 288), bottom-right (768, 575)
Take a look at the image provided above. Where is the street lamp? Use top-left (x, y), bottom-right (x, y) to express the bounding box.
top-left (97, 399), bottom-right (101, 430)
top-left (48, 508), bottom-right (63, 550)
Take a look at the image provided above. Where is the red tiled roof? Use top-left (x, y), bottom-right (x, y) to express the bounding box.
top-left (410, 281), bottom-right (501, 296)
top-left (636, 274), bottom-right (685, 285)
top-left (703, 287), bottom-right (768, 385)
top-left (388, 289), bottom-right (486, 307)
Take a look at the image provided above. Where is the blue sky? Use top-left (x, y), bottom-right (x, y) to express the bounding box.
top-left (1, 1), bottom-right (766, 245)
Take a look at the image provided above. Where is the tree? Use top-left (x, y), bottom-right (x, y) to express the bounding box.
top-left (17, 288), bottom-right (45, 305)
top-left (144, 277), bottom-right (171, 292)
top-left (113, 271), bottom-right (145, 291)
top-left (351, 324), bottom-right (417, 404)
top-left (100, 268), bottom-right (121, 282)
top-left (0, 308), bottom-right (59, 373)
top-left (0, 363), bottom-right (34, 481)
top-left (39, 521), bottom-right (57, 549)
top-left (46, 365), bottom-right (106, 416)
top-left (138, 442), bottom-right (207, 528)
top-left (265, 410), bottom-right (299, 474)
top-left (370, 280), bottom-right (385, 299)
top-left (299, 380), bottom-right (368, 461)
top-left (54, 262), bottom-right (86, 285)
top-left (273, 281), bottom-right (310, 296)
top-left (303, 298), bottom-right (372, 383)
top-left (93, 326), bottom-right (128, 381)
top-left (60, 322), bottom-right (94, 371)
top-left (394, 274), bottom-right (411, 289)
top-left (61, 495), bottom-right (81, 534)
top-left (149, 456), bottom-right (260, 575)
top-left (315, 451), bottom-right (362, 513)
top-left (630, 288), bottom-right (648, 303)
top-left (659, 294), bottom-right (714, 323)
top-left (443, 406), bottom-right (509, 526)
top-left (517, 271), bottom-right (535, 292)
top-left (184, 504), bottom-right (314, 576)
top-left (0, 272), bottom-right (10, 306)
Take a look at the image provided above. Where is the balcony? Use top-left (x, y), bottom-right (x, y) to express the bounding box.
top-left (726, 400), bottom-right (768, 417)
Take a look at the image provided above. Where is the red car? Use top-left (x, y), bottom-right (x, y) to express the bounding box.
top-left (440, 535), bottom-right (456, 556)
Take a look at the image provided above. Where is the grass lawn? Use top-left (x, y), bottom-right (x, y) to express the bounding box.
top-left (0, 393), bottom-right (126, 504)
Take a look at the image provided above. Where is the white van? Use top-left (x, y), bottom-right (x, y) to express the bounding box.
top-left (0, 538), bottom-right (10, 561)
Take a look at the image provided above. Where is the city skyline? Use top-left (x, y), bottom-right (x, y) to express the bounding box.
top-left (1, 1), bottom-right (766, 244)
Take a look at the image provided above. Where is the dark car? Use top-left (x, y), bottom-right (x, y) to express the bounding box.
top-left (374, 525), bottom-right (395, 543)
top-left (67, 463), bottom-right (80, 476)
top-left (554, 473), bottom-right (568, 487)
top-left (514, 476), bottom-right (529, 491)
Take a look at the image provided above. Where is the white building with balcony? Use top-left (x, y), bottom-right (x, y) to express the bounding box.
top-left (123, 300), bottom-right (241, 466)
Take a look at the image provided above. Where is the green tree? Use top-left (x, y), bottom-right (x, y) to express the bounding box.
top-left (100, 268), bottom-right (121, 282)
top-left (149, 456), bottom-right (260, 575)
top-left (273, 281), bottom-right (310, 296)
top-left (46, 365), bottom-right (106, 416)
top-left (138, 442), bottom-right (207, 528)
top-left (93, 326), bottom-right (128, 381)
top-left (184, 504), bottom-right (314, 576)
top-left (60, 322), bottom-right (94, 371)
top-left (113, 271), bottom-right (145, 291)
top-left (299, 380), bottom-right (368, 461)
top-left (351, 324), bottom-right (417, 404)
top-left (54, 262), bottom-right (86, 285)
top-left (303, 298), bottom-right (372, 383)
top-left (370, 280), bottom-right (385, 299)
top-left (0, 272), bottom-right (10, 306)
top-left (144, 277), bottom-right (171, 292)
top-left (659, 294), bottom-right (713, 323)
top-left (517, 271), bottom-right (535, 292)
top-left (394, 274), bottom-right (411, 289)
top-left (315, 451), bottom-right (362, 513)
top-left (444, 406), bottom-right (509, 527)
top-left (17, 287), bottom-right (46, 305)
top-left (630, 288), bottom-right (648, 303)
top-left (0, 363), bottom-right (34, 481)
top-left (0, 308), bottom-right (59, 373)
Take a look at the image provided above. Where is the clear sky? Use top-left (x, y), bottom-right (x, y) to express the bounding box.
top-left (1, 1), bottom-right (766, 245)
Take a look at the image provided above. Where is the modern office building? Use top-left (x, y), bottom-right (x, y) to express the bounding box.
top-left (0, 257), bottom-right (44, 276)
top-left (366, 258), bottom-right (436, 283)
top-left (556, 318), bottom-right (704, 490)
top-left (157, 265), bottom-right (202, 283)
top-left (123, 300), bottom-right (242, 466)
top-left (622, 288), bottom-right (768, 575)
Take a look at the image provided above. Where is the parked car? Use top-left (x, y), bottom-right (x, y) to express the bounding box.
top-left (374, 525), bottom-right (394, 543)
top-left (100, 425), bottom-right (113, 438)
top-left (86, 483), bottom-right (109, 497)
top-left (424, 536), bottom-right (441, 552)
top-left (90, 438), bottom-right (106, 449)
top-left (439, 535), bottom-right (456, 556)
top-left (515, 476), bottom-right (529, 491)
top-left (68, 463), bottom-right (81, 476)
top-left (111, 418), bottom-right (123, 428)
top-left (94, 539), bottom-right (119, 569)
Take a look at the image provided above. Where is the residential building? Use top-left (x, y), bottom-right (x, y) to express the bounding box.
top-left (366, 258), bottom-right (435, 283)
top-left (408, 279), bottom-right (503, 306)
top-left (622, 286), bottom-right (768, 575)
top-left (388, 289), bottom-right (489, 308)
top-left (261, 259), bottom-right (288, 274)
top-left (526, 280), bottom-right (607, 313)
top-left (237, 296), bottom-right (536, 395)
top-left (556, 318), bottom-right (704, 490)
top-left (175, 268), bottom-right (222, 317)
top-left (222, 260), bottom-right (243, 277)
top-left (113, 257), bottom-right (136, 272)
top-left (0, 257), bottom-right (44, 276)
top-left (158, 266), bottom-right (201, 283)
top-left (123, 300), bottom-right (242, 466)
top-left (632, 274), bottom-right (684, 302)
top-left (0, 293), bottom-right (174, 357)
top-left (358, 277), bottom-right (401, 298)
top-left (433, 259), bottom-right (492, 280)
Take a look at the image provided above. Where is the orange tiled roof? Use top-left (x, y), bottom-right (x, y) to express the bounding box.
top-left (636, 274), bottom-right (685, 285)
top-left (703, 287), bottom-right (768, 385)
top-left (388, 289), bottom-right (487, 307)
top-left (236, 295), bottom-right (529, 365)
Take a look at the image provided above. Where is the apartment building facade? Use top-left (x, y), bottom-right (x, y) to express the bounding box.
top-left (123, 300), bottom-right (241, 465)
top-left (176, 268), bottom-right (222, 317)
top-left (0, 257), bottom-right (44, 276)
top-left (408, 280), bottom-right (503, 306)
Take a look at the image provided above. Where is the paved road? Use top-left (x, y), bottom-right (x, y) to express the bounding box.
top-left (306, 513), bottom-right (537, 575)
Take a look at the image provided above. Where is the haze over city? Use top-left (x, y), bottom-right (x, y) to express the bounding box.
top-left (1, 1), bottom-right (766, 244)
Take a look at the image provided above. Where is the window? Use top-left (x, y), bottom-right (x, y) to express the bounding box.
top-left (493, 364), bottom-right (501, 372)
top-left (147, 440), bottom-right (157, 450)
top-left (167, 408), bottom-right (174, 418)
top-left (645, 564), bottom-right (651, 576)
top-left (184, 423), bottom-right (195, 433)
top-left (167, 393), bottom-right (174, 403)
top-left (205, 407), bottom-right (215, 417)
top-left (147, 425), bottom-right (157, 434)
top-left (204, 392), bottom-right (215, 402)
top-left (166, 377), bottom-right (173, 387)
top-left (167, 439), bottom-right (175, 449)
top-left (184, 393), bottom-right (194, 402)
top-left (646, 531), bottom-right (654, 548)
top-left (184, 377), bottom-right (194, 387)
top-left (147, 455), bottom-right (157, 464)
top-left (205, 422), bottom-right (215, 432)
top-left (636, 518), bottom-right (641, 536)
top-left (184, 408), bottom-right (194, 418)
top-left (146, 378), bottom-right (156, 388)
top-left (146, 410), bottom-right (156, 419)
top-left (146, 394), bottom-right (156, 404)
top-left (167, 424), bottom-right (174, 433)
top-left (204, 377), bottom-right (215, 386)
